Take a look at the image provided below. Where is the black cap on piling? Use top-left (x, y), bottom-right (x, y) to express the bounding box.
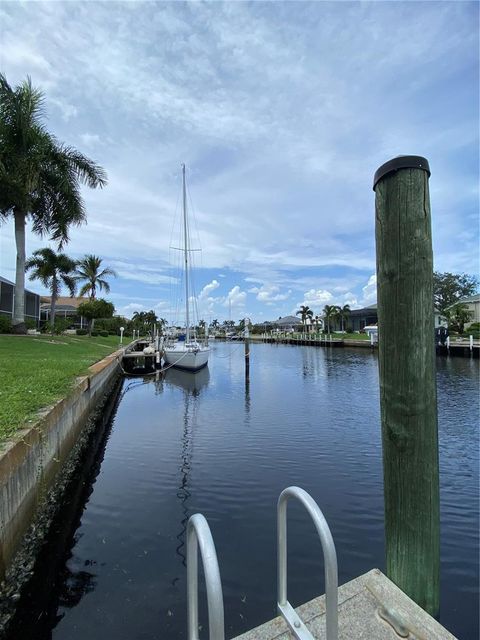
top-left (373, 156), bottom-right (430, 190)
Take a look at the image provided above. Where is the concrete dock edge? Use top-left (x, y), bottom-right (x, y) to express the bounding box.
top-left (0, 349), bottom-right (122, 579)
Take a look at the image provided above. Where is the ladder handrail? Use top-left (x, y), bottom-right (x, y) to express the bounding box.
top-left (277, 486), bottom-right (338, 640)
top-left (187, 513), bottom-right (225, 640)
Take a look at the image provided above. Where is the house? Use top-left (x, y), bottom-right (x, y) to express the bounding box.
top-left (433, 309), bottom-right (448, 329)
top-left (0, 275), bottom-right (41, 326)
top-left (349, 303), bottom-right (448, 332)
top-left (269, 315), bottom-right (304, 332)
top-left (445, 294), bottom-right (480, 328)
top-left (345, 304), bottom-right (378, 332)
top-left (40, 296), bottom-right (89, 328)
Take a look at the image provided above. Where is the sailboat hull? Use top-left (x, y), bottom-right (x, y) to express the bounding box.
top-left (163, 346), bottom-right (210, 372)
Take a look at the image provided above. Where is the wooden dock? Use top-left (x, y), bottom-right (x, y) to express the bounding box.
top-left (121, 339), bottom-right (158, 374)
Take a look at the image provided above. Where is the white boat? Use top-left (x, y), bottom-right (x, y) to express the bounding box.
top-left (163, 165), bottom-right (210, 372)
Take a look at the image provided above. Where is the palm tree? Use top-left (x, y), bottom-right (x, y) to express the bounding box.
top-left (314, 314), bottom-right (322, 332)
top-left (323, 304), bottom-right (339, 335)
top-left (25, 248), bottom-right (77, 333)
top-left (75, 255), bottom-right (117, 300)
top-left (338, 304), bottom-right (351, 332)
top-left (158, 317), bottom-right (167, 335)
top-left (296, 305), bottom-right (313, 333)
top-left (0, 74), bottom-right (107, 333)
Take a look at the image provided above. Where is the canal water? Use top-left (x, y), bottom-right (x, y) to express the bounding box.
top-left (11, 342), bottom-right (479, 639)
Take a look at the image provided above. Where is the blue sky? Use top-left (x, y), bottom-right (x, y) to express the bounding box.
top-left (0, 1), bottom-right (478, 325)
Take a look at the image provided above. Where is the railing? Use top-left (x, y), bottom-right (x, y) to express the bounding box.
top-left (187, 513), bottom-right (225, 640)
top-left (277, 487), bottom-right (338, 640)
top-left (186, 488), bottom-right (338, 640)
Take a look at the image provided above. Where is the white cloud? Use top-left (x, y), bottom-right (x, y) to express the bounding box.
top-left (224, 285), bottom-right (247, 309)
top-left (109, 260), bottom-right (176, 286)
top-left (301, 289), bottom-right (334, 308)
top-left (252, 284), bottom-right (291, 303)
top-left (0, 1), bottom-right (476, 324)
top-left (80, 133), bottom-right (101, 147)
top-left (199, 279), bottom-right (220, 299)
top-left (361, 275), bottom-right (377, 306)
top-left (342, 292), bottom-right (359, 308)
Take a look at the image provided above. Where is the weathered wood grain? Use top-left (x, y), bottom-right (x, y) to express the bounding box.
top-left (374, 163), bottom-right (440, 615)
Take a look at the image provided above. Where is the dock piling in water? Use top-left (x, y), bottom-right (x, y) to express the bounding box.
top-left (374, 156), bottom-right (440, 615)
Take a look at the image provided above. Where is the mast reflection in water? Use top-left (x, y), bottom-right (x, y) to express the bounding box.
top-left (164, 368), bottom-right (210, 579)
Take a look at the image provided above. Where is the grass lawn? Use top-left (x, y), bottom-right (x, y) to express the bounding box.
top-left (0, 334), bottom-right (130, 445)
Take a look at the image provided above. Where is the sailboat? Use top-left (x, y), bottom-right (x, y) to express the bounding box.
top-left (163, 165), bottom-right (210, 372)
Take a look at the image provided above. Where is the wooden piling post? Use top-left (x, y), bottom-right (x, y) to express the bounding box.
top-left (373, 156), bottom-right (440, 615)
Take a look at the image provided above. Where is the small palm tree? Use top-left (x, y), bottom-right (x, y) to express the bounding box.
top-left (296, 305), bottom-right (313, 333)
top-left (26, 248), bottom-right (77, 333)
top-left (75, 255), bottom-right (117, 300)
top-left (0, 74), bottom-right (107, 333)
top-left (323, 304), bottom-right (339, 335)
top-left (338, 304), bottom-right (351, 332)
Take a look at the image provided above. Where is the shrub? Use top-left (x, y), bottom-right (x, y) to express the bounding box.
top-left (99, 330), bottom-right (109, 337)
top-left (76, 329), bottom-right (88, 336)
top-left (91, 331), bottom-right (99, 337)
top-left (0, 315), bottom-right (12, 333)
top-left (464, 322), bottom-right (480, 339)
top-left (52, 318), bottom-right (72, 335)
top-left (25, 319), bottom-right (38, 330)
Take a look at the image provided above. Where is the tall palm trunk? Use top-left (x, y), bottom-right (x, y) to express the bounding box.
top-left (50, 277), bottom-right (58, 334)
top-left (13, 209), bottom-right (27, 334)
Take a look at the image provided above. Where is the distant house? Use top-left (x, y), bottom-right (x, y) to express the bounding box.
top-left (445, 294), bottom-right (480, 328)
top-left (0, 276), bottom-right (41, 326)
top-left (346, 304), bottom-right (378, 332)
top-left (40, 296), bottom-right (89, 328)
top-left (269, 315), bottom-right (303, 332)
top-left (433, 309), bottom-right (448, 329)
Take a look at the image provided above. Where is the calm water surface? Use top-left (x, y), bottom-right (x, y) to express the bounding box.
top-left (16, 343), bottom-right (480, 639)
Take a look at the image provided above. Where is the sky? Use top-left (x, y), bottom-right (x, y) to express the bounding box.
top-left (0, 1), bottom-right (478, 325)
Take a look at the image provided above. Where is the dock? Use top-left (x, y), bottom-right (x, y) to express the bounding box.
top-left (245, 334), bottom-right (479, 357)
top-left (233, 569), bottom-right (457, 640)
top-left (121, 339), bottom-right (159, 374)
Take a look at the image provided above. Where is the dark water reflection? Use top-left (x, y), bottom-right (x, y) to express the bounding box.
top-left (14, 344), bottom-right (480, 639)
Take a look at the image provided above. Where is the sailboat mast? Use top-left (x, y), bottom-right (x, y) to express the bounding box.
top-left (182, 164), bottom-right (190, 342)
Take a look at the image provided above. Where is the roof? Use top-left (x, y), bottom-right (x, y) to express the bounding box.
top-left (349, 305), bottom-right (378, 316)
top-left (444, 293), bottom-right (480, 310)
top-left (40, 296), bottom-right (89, 308)
top-left (40, 303), bottom-right (79, 312)
top-left (0, 275), bottom-right (40, 297)
top-left (458, 294), bottom-right (480, 304)
top-left (269, 315), bottom-right (303, 325)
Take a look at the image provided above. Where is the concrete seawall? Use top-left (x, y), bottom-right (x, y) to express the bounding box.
top-left (0, 350), bottom-right (121, 580)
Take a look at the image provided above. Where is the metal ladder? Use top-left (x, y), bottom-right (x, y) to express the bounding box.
top-left (186, 486), bottom-right (338, 640)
